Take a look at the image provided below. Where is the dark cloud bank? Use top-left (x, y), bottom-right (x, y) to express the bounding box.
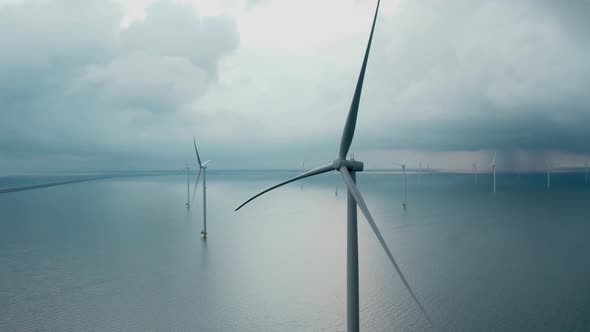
top-left (0, 0), bottom-right (589, 171)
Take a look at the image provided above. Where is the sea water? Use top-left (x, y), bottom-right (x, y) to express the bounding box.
top-left (1, 171), bottom-right (589, 331)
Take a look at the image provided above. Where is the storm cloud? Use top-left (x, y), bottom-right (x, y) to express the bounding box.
top-left (0, 0), bottom-right (239, 170)
top-left (0, 0), bottom-right (589, 171)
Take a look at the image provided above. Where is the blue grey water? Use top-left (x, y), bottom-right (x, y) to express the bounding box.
top-left (1, 171), bottom-right (589, 331)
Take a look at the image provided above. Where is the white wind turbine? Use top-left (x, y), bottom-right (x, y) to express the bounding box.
top-left (192, 137), bottom-right (211, 239)
top-left (393, 161), bottom-right (408, 209)
top-left (546, 159), bottom-right (552, 189)
top-left (418, 160), bottom-right (422, 185)
top-left (235, 1), bottom-right (431, 330)
top-left (185, 163), bottom-right (191, 208)
top-left (490, 152), bottom-right (497, 193)
top-left (472, 162), bottom-right (478, 184)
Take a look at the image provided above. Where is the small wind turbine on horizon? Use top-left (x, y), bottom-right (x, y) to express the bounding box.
top-left (185, 163), bottom-right (190, 208)
top-left (585, 161), bottom-right (588, 185)
top-left (393, 161), bottom-right (408, 209)
top-left (192, 137), bottom-right (211, 239)
top-left (235, 1), bottom-right (431, 330)
top-left (546, 160), bottom-right (552, 189)
top-left (490, 152), bottom-right (497, 193)
top-left (472, 162), bottom-right (478, 184)
top-left (418, 160), bottom-right (422, 185)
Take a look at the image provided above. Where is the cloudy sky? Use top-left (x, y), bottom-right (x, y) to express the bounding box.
top-left (1, 0), bottom-right (589, 172)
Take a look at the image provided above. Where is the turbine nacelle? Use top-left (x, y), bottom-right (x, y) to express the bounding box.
top-left (333, 158), bottom-right (364, 172)
top-left (393, 162), bottom-right (407, 170)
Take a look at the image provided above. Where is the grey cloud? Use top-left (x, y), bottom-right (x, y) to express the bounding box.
top-left (354, 0), bottom-right (590, 154)
top-left (81, 53), bottom-right (209, 112)
top-left (0, 0), bottom-right (239, 170)
top-left (121, 2), bottom-right (239, 76)
top-left (1, 0), bottom-right (589, 172)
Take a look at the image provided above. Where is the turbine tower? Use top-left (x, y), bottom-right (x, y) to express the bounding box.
top-left (235, 1), bottom-right (430, 330)
top-left (490, 152), bottom-right (496, 193)
top-left (585, 161), bottom-right (588, 185)
top-left (393, 161), bottom-right (408, 209)
top-left (472, 162), bottom-right (478, 184)
top-left (185, 163), bottom-right (190, 208)
top-left (546, 160), bottom-right (552, 189)
top-left (192, 137), bottom-right (211, 239)
top-left (418, 160), bottom-right (422, 185)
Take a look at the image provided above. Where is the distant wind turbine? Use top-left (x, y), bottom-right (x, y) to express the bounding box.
top-left (235, 1), bottom-right (431, 330)
top-left (472, 162), bottom-right (478, 184)
top-left (418, 160), bottom-right (422, 185)
top-left (546, 160), bottom-right (552, 189)
top-left (393, 161), bottom-right (408, 209)
top-left (490, 152), bottom-right (496, 193)
top-left (585, 161), bottom-right (588, 185)
top-left (185, 163), bottom-right (190, 208)
top-left (192, 137), bottom-right (211, 239)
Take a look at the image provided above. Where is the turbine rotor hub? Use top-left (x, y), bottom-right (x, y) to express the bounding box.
top-left (333, 158), bottom-right (364, 172)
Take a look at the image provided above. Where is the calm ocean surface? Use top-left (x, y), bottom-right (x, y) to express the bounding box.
top-left (1, 171), bottom-right (589, 331)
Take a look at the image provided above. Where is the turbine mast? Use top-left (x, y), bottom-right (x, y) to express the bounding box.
top-left (347, 171), bottom-right (359, 331)
top-left (418, 160), bottom-right (422, 185)
top-left (402, 163), bottom-right (407, 209)
top-left (493, 164), bottom-right (496, 193)
top-left (186, 163), bottom-right (190, 208)
top-left (491, 152), bottom-right (496, 194)
top-left (546, 160), bottom-right (551, 189)
top-left (201, 166), bottom-right (207, 239)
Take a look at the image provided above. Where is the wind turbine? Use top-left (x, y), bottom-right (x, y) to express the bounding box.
top-left (490, 152), bottom-right (496, 193)
top-left (546, 159), bottom-right (552, 189)
top-left (418, 160), bottom-right (422, 185)
top-left (585, 161), bottom-right (588, 185)
top-left (235, 1), bottom-right (430, 330)
top-left (192, 137), bottom-right (211, 239)
top-left (472, 162), bottom-right (478, 184)
top-left (185, 163), bottom-right (190, 208)
top-left (393, 161), bottom-right (407, 209)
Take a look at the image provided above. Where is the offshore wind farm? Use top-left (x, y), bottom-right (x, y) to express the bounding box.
top-left (2, 0), bottom-right (590, 331)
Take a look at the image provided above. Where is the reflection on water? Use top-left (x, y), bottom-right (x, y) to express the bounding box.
top-left (1, 171), bottom-right (589, 331)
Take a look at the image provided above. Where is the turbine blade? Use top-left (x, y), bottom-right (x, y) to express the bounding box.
top-left (338, 0), bottom-right (381, 159)
top-left (193, 136), bottom-right (202, 166)
top-left (201, 160), bottom-right (211, 167)
top-left (235, 163), bottom-right (335, 211)
top-left (192, 168), bottom-right (202, 203)
top-left (339, 166), bottom-right (432, 325)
